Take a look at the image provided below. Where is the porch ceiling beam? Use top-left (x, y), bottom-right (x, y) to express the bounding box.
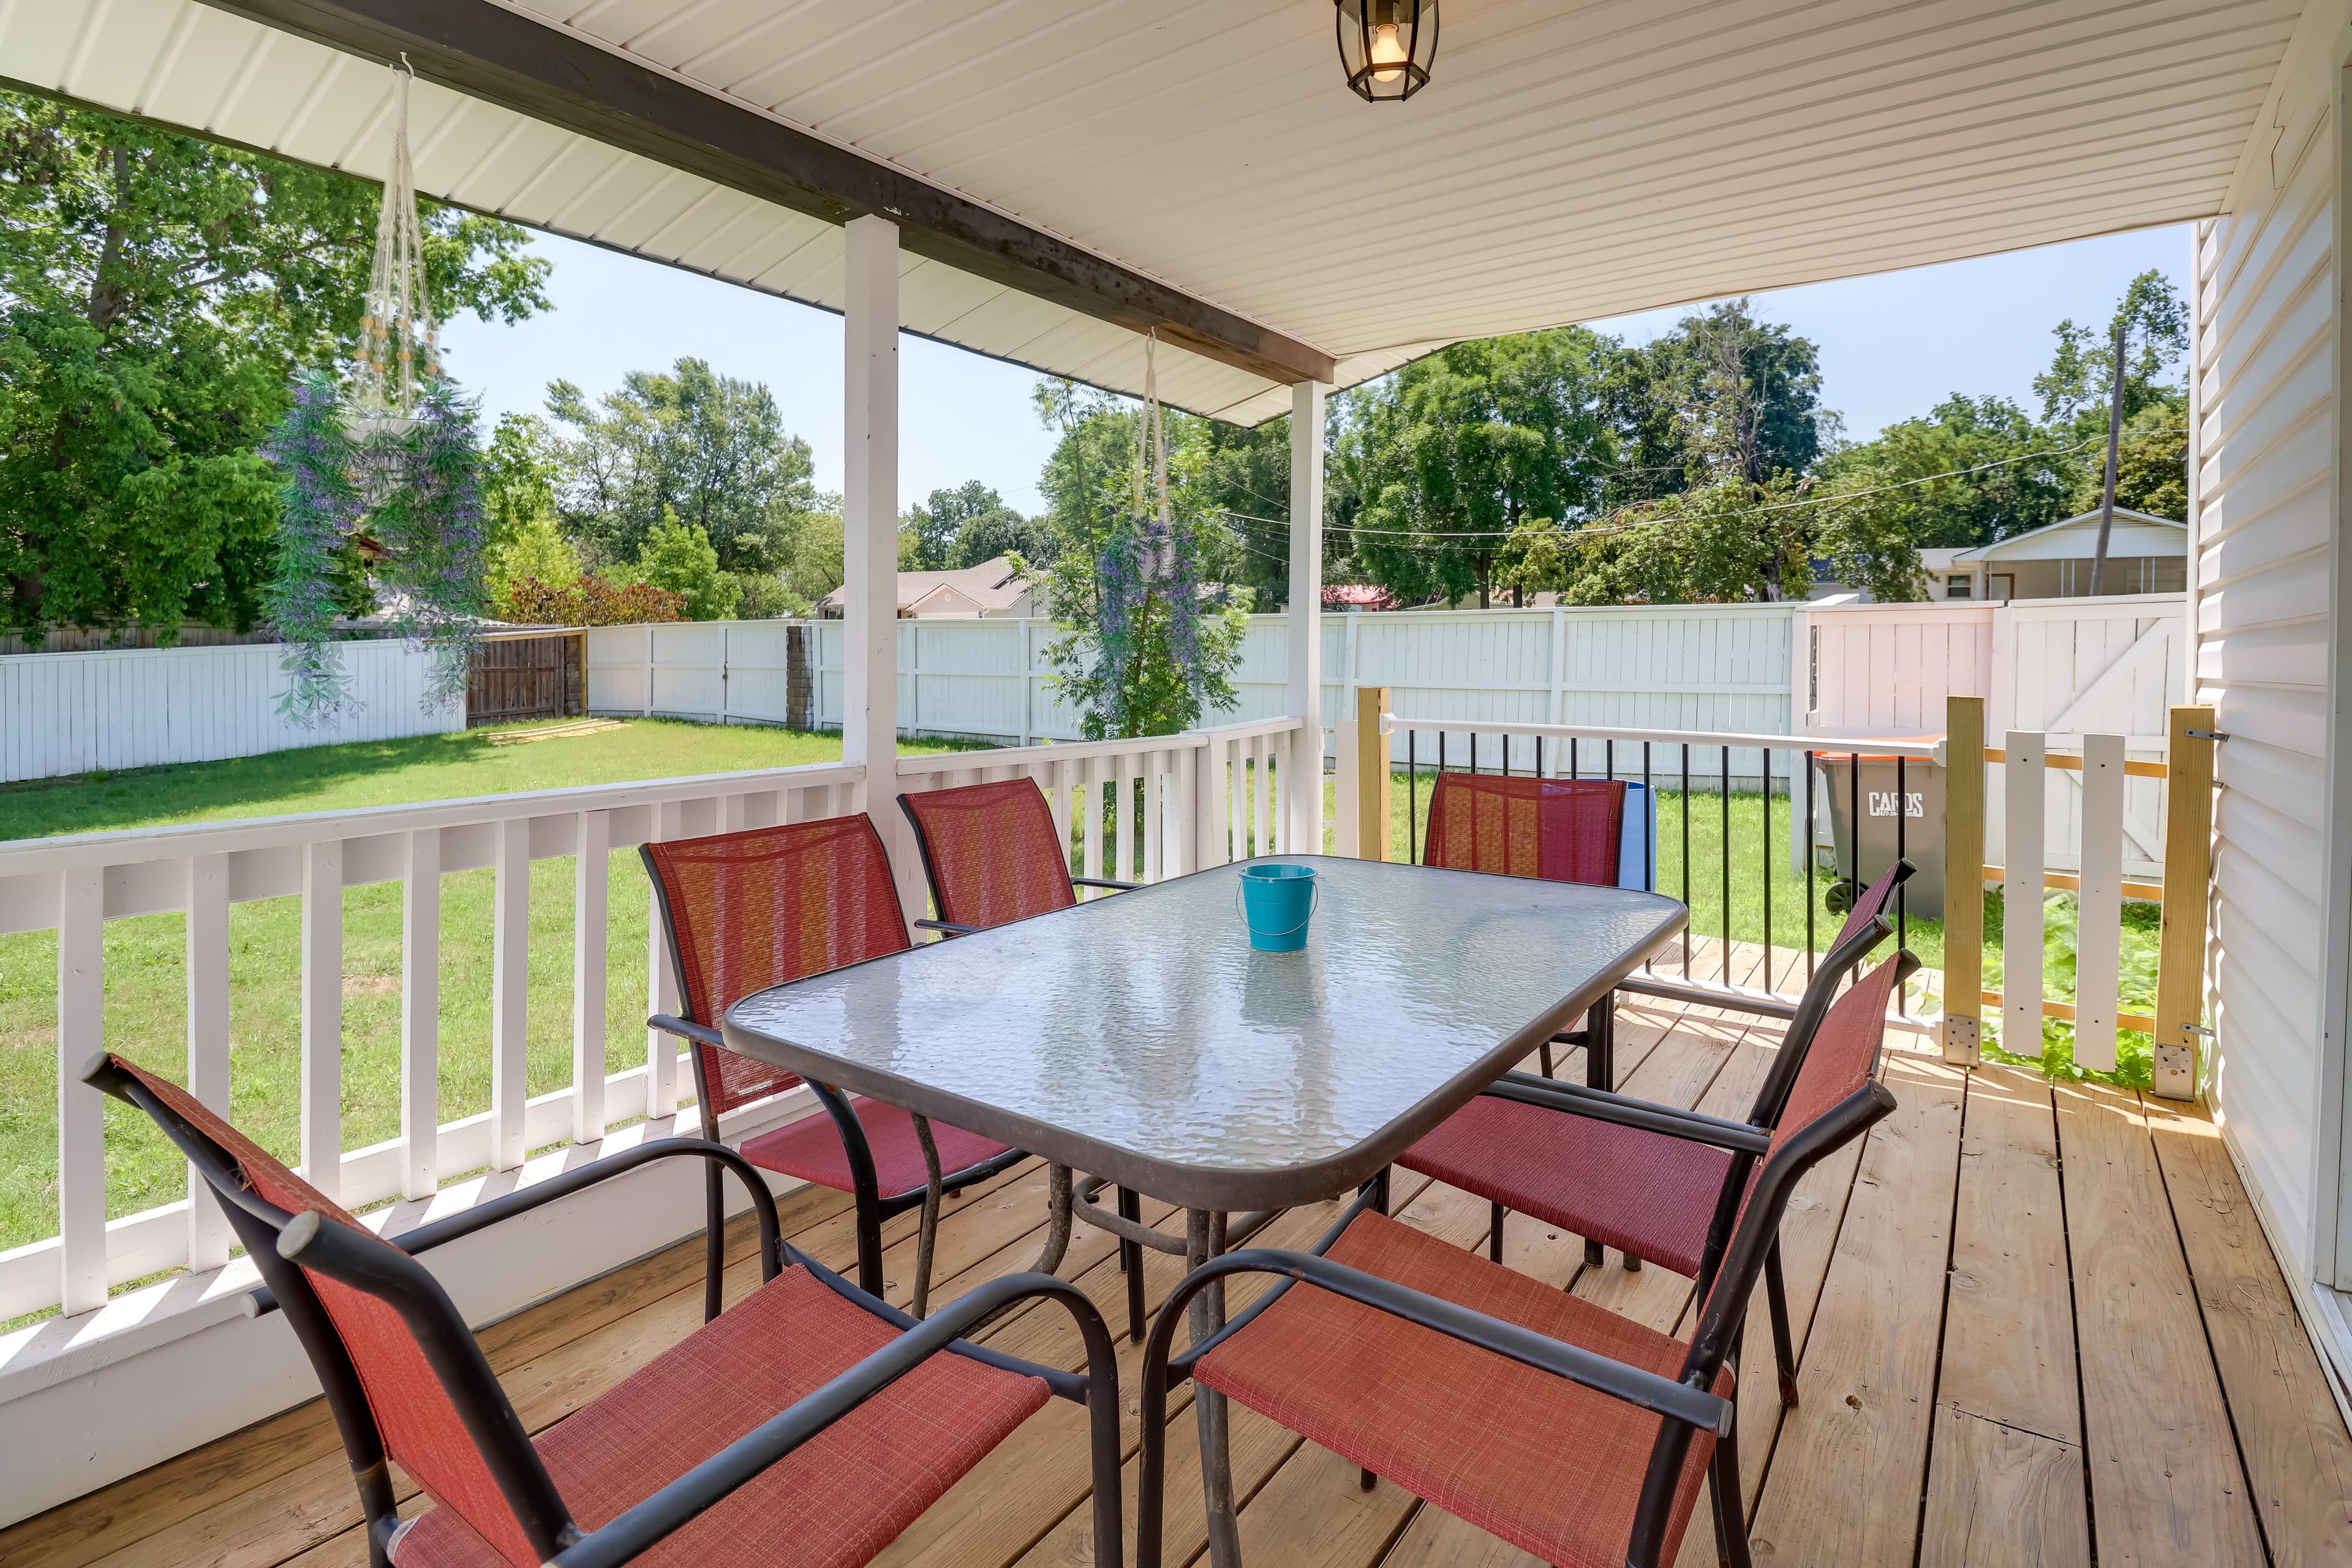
top-left (200, 0), bottom-right (1335, 387)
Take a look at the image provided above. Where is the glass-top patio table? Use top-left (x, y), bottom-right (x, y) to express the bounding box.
top-left (724, 853), bottom-right (1686, 1567)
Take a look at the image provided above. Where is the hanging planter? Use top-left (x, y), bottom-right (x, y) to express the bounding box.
top-left (263, 58), bottom-right (483, 728)
top-left (1088, 333), bottom-right (1213, 738)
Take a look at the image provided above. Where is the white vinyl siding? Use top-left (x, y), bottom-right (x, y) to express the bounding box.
top-left (2195, 4), bottom-right (2349, 1285)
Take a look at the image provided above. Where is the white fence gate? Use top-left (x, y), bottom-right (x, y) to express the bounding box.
top-left (1804, 592), bottom-right (2188, 875)
top-left (0, 639), bottom-right (464, 785)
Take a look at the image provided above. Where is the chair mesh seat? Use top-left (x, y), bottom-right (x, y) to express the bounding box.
top-left (1195, 1210), bottom-right (1727, 1568)
top-left (1398, 1096), bottom-right (1732, 1278)
top-left (742, 1099), bottom-right (1014, 1197)
top-left (901, 778), bottom-right (1078, 929)
top-left (394, 1265), bottom-right (1050, 1568)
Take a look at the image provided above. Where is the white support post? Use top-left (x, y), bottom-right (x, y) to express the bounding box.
top-left (491, 818), bottom-right (529, 1171)
top-left (400, 829), bottom-right (441, 1200)
top-left (301, 840), bottom-right (344, 1204)
top-left (842, 214), bottom-right (905, 903)
top-left (1287, 379), bottom-right (1327, 854)
top-left (2001, 733), bottom-right (2046, 1053)
top-left (58, 865), bottom-right (105, 1316)
top-left (573, 809), bottom-right (610, 1147)
top-left (186, 853), bottom-right (232, 1271)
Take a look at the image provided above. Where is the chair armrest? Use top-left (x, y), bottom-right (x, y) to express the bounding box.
top-left (649, 1014), bottom-right (724, 1048)
top-left (549, 1271), bottom-right (1120, 1568)
top-left (1155, 1248), bottom-right (1730, 1438)
top-left (1072, 877), bottom-right (1142, 891)
top-left (1482, 1076), bottom-right (1773, 1155)
top-left (391, 1138), bottom-right (784, 1263)
top-left (913, 918), bottom-right (982, 935)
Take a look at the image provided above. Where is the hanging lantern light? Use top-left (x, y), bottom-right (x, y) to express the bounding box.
top-left (1335, 0), bottom-right (1436, 102)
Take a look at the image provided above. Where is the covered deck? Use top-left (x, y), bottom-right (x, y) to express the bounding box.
top-left (13, 951), bottom-right (2346, 1568)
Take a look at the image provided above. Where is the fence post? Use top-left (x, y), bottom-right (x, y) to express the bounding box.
top-left (1354, 685), bottom-right (1390, 861)
top-left (2153, 704), bottom-right (2217, 1100)
top-left (1942, 696), bottom-right (1984, 1067)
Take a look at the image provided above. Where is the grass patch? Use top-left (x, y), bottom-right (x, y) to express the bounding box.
top-left (0, 718), bottom-right (992, 1264)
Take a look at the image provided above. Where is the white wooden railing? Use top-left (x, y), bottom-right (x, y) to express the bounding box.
top-left (1, 715), bottom-right (1313, 1324)
top-left (1, 761), bottom-right (862, 1321)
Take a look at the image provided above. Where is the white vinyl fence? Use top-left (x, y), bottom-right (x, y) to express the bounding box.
top-left (0, 639), bottom-right (463, 785)
top-left (586, 603), bottom-right (1805, 749)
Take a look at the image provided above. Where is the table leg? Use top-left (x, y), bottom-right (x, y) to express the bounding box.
top-left (1030, 1163), bottom-right (1074, 1276)
top-left (1189, 1207), bottom-right (1241, 1568)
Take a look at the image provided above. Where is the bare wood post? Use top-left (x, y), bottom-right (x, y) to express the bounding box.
top-left (1354, 685), bottom-right (1390, 861)
top-left (1942, 696), bottom-right (1985, 1067)
top-left (2153, 704), bottom-right (2217, 1100)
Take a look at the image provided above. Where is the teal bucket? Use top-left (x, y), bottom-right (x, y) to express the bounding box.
top-left (1238, 864), bottom-right (1318, 952)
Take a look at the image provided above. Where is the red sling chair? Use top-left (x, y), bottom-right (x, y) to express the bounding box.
top-left (1134, 952), bottom-right (1913, 1568)
top-left (1419, 772), bottom-right (1629, 1087)
top-left (83, 1052), bottom-right (1124, 1568)
top-left (896, 778), bottom-right (1150, 1340)
top-left (1400, 856), bottom-right (1912, 1407)
top-left (643, 815), bottom-right (1027, 1319)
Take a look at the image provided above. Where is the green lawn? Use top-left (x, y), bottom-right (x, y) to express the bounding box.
top-left (0, 720), bottom-right (990, 1281)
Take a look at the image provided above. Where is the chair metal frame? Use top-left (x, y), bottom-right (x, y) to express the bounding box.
top-left (85, 1052), bottom-right (1125, 1568)
top-left (1133, 969), bottom-right (1908, 1568)
top-left (641, 824), bottom-right (1029, 1314)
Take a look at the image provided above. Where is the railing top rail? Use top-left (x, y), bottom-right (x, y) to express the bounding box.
top-left (1195, 714), bottom-right (1310, 739)
top-left (0, 760), bottom-right (866, 872)
top-left (892, 730), bottom-right (1210, 776)
top-left (1389, 717), bottom-right (1943, 760)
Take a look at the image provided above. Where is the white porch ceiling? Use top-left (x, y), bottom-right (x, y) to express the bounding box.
top-left (1, 0), bottom-right (2301, 423)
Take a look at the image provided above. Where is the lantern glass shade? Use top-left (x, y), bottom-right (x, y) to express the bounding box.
top-left (1335, 0), bottom-right (1436, 102)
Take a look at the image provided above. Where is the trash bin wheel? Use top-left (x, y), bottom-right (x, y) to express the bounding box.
top-left (1824, 879), bottom-right (1857, 916)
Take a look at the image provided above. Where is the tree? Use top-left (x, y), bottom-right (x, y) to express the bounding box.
top-left (636, 510), bottom-right (740, 620)
top-left (1566, 476), bottom-right (1816, 605)
top-left (950, 506), bottom-right (1057, 570)
top-left (1342, 330), bottom-right (1612, 608)
top-left (0, 93), bottom-right (550, 644)
top-left (1029, 380), bottom-right (1250, 737)
top-left (2068, 404), bottom-right (2187, 520)
top-left (1189, 414), bottom-right (1312, 606)
top-left (1809, 394), bottom-right (2076, 549)
top-left (487, 513), bottom-right (581, 606)
top-left (548, 358), bottom-right (818, 574)
top-left (480, 412), bottom-right (564, 555)
top-left (1599, 300), bottom-right (1826, 509)
top-left (901, 480), bottom-right (1030, 570)
top-left (771, 497), bottom-right (846, 609)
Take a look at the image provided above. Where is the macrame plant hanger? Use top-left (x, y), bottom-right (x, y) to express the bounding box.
top-left (1134, 330), bottom-right (1176, 583)
top-left (347, 56), bottom-right (440, 437)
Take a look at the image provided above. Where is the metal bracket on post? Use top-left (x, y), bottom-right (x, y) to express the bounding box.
top-left (1942, 1014), bottom-right (1981, 1068)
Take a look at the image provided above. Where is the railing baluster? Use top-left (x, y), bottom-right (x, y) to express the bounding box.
top-left (2073, 736), bottom-right (2125, 1072)
top-left (574, 809), bottom-right (609, 1147)
top-left (1084, 753), bottom-right (1106, 890)
top-left (1762, 746), bottom-right (1773, 992)
top-left (401, 829), bottom-right (441, 1200)
top-left (1680, 744), bottom-right (1691, 979)
top-left (301, 840), bottom-right (344, 1203)
top-left (1720, 747), bottom-right (1732, 989)
top-left (1050, 757), bottom-right (1073, 873)
top-left (492, 818), bottom-right (530, 1170)
top-left (1177, 744), bottom-right (1200, 875)
top-left (186, 853), bottom-right (232, 1271)
top-left (1253, 734), bottom-right (1272, 856)
top-left (1116, 752), bottom-right (1136, 884)
top-left (1894, 755), bottom-right (1908, 1014)
top-left (57, 865), bottom-right (107, 1315)
top-left (1143, 752), bottom-right (1164, 883)
top-left (647, 799), bottom-right (682, 1119)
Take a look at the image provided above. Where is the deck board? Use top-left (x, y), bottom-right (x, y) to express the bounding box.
top-left (7, 950), bottom-right (2346, 1568)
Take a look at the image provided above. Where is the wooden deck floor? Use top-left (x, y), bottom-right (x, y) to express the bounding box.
top-left (10, 938), bottom-right (2351, 1568)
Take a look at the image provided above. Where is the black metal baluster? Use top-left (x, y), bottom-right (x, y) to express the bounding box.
top-left (1681, 744), bottom-right (1692, 979)
top-left (1762, 746), bottom-right (1773, 995)
top-left (1407, 728), bottom-right (1418, 864)
top-left (1804, 750), bottom-right (1817, 984)
top-left (1570, 737), bottom-right (1579, 782)
top-left (1896, 755), bottom-right (1908, 1016)
top-left (1721, 745), bottom-right (1733, 989)
top-left (1849, 750), bottom-right (1861, 919)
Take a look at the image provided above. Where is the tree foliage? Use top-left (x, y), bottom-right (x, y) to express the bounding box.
top-left (1599, 300), bottom-right (1826, 509)
top-left (548, 357), bottom-right (819, 575)
top-left (0, 93), bottom-right (549, 644)
top-left (901, 480), bottom-right (1039, 570)
top-left (495, 573), bottom-right (684, 626)
top-left (634, 510), bottom-right (740, 620)
top-left (1341, 331), bottom-right (1613, 607)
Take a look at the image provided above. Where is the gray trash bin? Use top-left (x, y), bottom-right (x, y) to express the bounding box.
top-left (1812, 749), bottom-right (1945, 918)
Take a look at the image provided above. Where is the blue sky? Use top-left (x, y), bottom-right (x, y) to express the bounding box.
top-left (440, 223), bottom-right (2192, 517)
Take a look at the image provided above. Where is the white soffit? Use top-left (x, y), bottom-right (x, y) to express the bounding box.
top-left (1, 1), bottom-right (2301, 424)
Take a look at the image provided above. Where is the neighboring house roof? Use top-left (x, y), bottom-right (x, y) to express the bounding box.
top-left (1951, 508), bottom-right (2186, 563)
top-left (818, 557), bottom-right (1031, 615)
top-left (1920, 548), bottom-right (1969, 571)
top-left (1322, 584), bottom-right (1398, 610)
